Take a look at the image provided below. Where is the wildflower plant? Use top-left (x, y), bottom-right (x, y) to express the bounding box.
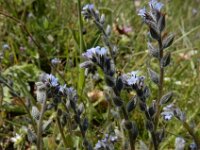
top-left (28, 73), bottom-right (92, 150)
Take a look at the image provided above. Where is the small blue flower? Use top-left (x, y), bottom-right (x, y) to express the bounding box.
top-left (59, 84), bottom-right (67, 94)
top-left (161, 111), bottom-right (173, 120)
top-left (82, 4), bottom-right (94, 11)
top-left (51, 58), bottom-right (61, 65)
top-left (161, 103), bottom-right (175, 121)
top-left (82, 47), bottom-right (96, 59)
top-left (149, 0), bottom-right (164, 11)
top-left (45, 74), bottom-right (59, 87)
top-left (82, 46), bottom-right (108, 60)
top-left (138, 7), bottom-right (146, 17)
top-left (94, 140), bottom-right (103, 149)
top-left (121, 71), bottom-right (139, 86)
top-left (2, 44), bottom-right (10, 50)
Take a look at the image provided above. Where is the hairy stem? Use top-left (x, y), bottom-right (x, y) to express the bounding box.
top-left (94, 21), bottom-right (115, 63)
top-left (121, 106), bottom-right (135, 150)
top-left (56, 116), bottom-right (68, 148)
top-left (37, 99), bottom-right (47, 150)
top-left (154, 38), bottom-right (164, 130)
top-left (113, 88), bottom-right (136, 150)
top-left (151, 37), bottom-right (164, 150)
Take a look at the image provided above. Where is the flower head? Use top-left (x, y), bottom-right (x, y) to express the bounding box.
top-left (43, 74), bottom-right (59, 87)
top-left (59, 84), bottom-right (67, 94)
top-left (51, 58), bottom-right (61, 65)
top-left (94, 133), bottom-right (118, 150)
top-left (138, 7), bottom-right (146, 17)
top-left (82, 4), bottom-right (94, 12)
top-left (82, 4), bottom-right (97, 20)
top-left (121, 71), bottom-right (139, 86)
top-left (161, 103), bottom-right (175, 121)
top-left (82, 46), bottom-right (108, 60)
top-left (149, 0), bottom-right (164, 11)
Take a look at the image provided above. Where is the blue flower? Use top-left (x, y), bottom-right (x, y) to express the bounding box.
top-left (94, 140), bottom-right (103, 149)
top-left (51, 58), bottom-right (61, 65)
top-left (82, 47), bottom-right (96, 59)
top-left (149, 0), bottom-right (164, 11)
top-left (59, 84), bottom-right (67, 94)
top-left (44, 74), bottom-right (59, 87)
top-left (121, 71), bottom-right (139, 86)
top-left (138, 7), bottom-right (146, 17)
top-left (2, 44), bottom-right (10, 50)
top-left (82, 4), bottom-right (95, 20)
top-left (161, 103), bottom-right (175, 121)
top-left (82, 46), bottom-right (108, 60)
top-left (82, 4), bottom-right (94, 12)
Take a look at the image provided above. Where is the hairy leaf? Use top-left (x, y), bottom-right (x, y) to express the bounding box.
top-left (148, 68), bottom-right (160, 85)
top-left (161, 52), bottom-right (171, 68)
top-left (162, 34), bottom-right (174, 49)
top-left (160, 92), bottom-right (173, 105)
top-left (126, 96), bottom-right (137, 113)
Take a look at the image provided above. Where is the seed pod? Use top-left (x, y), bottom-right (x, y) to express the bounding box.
top-left (100, 14), bottom-right (105, 24)
top-left (146, 120), bottom-right (154, 132)
top-left (115, 77), bottom-right (123, 93)
top-left (77, 103), bottom-right (84, 116)
top-left (162, 34), bottom-right (174, 49)
top-left (31, 106), bottom-right (40, 121)
top-left (160, 92), bottom-right (173, 105)
top-left (126, 96), bottom-right (137, 113)
top-left (82, 118), bottom-right (89, 132)
top-left (149, 25), bottom-right (160, 41)
top-left (36, 90), bottom-right (47, 103)
top-left (124, 121), bottom-right (133, 130)
top-left (148, 42), bottom-right (159, 58)
top-left (27, 128), bottom-right (37, 143)
top-left (148, 68), bottom-right (160, 85)
top-left (74, 114), bottom-right (80, 124)
top-left (113, 96), bottom-right (123, 107)
top-left (161, 52), bottom-right (171, 68)
top-left (139, 101), bottom-right (147, 112)
top-left (106, 25), bottom-right (111, 36)
top-left (157, 14), bottom-right (165, 32)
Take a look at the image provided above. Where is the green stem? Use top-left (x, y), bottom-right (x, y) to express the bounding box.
top-left (56, 116), bottom-right (68, 147)
top-left (0, 76), bottom-right (37, 132)
top-left (37, 99), bottom-right (47, 150)
top-left (77, 0), bottom-right (85, 98)
top-left (121, 106), bottom-right (135, 150)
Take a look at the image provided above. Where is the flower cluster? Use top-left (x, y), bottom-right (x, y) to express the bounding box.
top-left (80, 46), bottom-right (115, 77)
top-left (42, 73), bottom-right (59, 87)
top-left (138, 0), bottom-right (166, 41)
top-left (94, 134), bottom-right (118, 150)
